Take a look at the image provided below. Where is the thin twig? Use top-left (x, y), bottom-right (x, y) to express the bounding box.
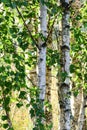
top-left (45, 14), bottom-right (58, 45)
top-left (15, 6), bottom-right (40, 50)
top-left (26, 75), bottom-right (36, 86)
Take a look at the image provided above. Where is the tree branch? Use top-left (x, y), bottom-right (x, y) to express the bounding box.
top-left (15, 6), bottom-right (40, 50)
top-left (45, 14), bottom-right (58, 46)
top-left (26, 75), bottom-right (36, 87)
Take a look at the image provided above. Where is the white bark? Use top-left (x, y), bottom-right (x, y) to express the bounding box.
top-left (38, 1), bottom-right (47, 101)
top-left (76, 91), bottom-right (86, 130)
top-left (59, 0), bottom-right (71, 129)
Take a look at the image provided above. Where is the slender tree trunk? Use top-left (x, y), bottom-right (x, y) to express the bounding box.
top-left (45, 22), bottom-right (53, 125)
top-left (58, 0), bottom-right (71, 129)
top-left (38, 1), bottom-right (47, 103)
top-left (71, 82), bottom-right (83, 130)
top-left (76, 90), bottom-right (86, 130)
top-left (45, 66), bottom-right (53, 125)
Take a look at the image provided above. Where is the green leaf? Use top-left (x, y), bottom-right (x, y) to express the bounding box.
top-left (1, 0), bottom-right (12, 7)
top-left (1, 115), bottom-right (8, 121)
top-left (26, 104), bottom-right (30, 108)
top-left (83, 21), bottom-right (87, 28)
top-left (40, 0), bottom-right (45, 5)
top-left (19, 91), bottom-right (26, 99)
top-left (0, 66), bottom-right (5, 72)
top-left (1, 0), bottom-right (8, 3)
top-left (8, 128), bottom-right (14, 130)
top-left (3, 96), bottom-right (10, 108)
top-left (30, 108), bottom-right (35, 118)
top-left (16, 102), bottom-right (23, 108)
top-left (76, 15), bottom-right (82, 20)
top-left (0, 44), bottom-right (3, 49)
top-left (3, 123), bottom-right (9, 129)
top-left (47, 123), bottom-right (53, 130)
top-left (61, 72), bottom-right (68, 81)
top-left (84, 74), bottom-right (87, 81)
top-left (70, 64), bottom-right (76, 73)
top-left (73, 90), bottom-right (79, 97)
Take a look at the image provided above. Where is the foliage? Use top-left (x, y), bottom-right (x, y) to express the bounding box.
top-left (0, 0), bottom-right (87, 129)
top-left (0, 0), bottom-right (56, 129)
top-left (70, 1), bottom-right (87, 95)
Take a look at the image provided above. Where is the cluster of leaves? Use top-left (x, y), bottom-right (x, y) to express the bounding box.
top-left (70, 1), bottom-right (87, 96)
top-left (0, 1), bottom-right (37, 129)
top-left (27, 87), bottom-right (52, 130)
top-left (28, 87), bottom-right (45, 130)
top-left (0, 0), bottom-right (56, 130)
top-left (0, 0), bottom-right (86, 129)
top-left (47, 48), bottom-right (60, 67)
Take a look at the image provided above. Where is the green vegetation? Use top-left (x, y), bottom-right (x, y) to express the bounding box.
top-left (0, 0), bottom-right (87, 130)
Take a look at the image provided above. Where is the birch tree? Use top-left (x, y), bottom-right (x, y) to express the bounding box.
top-left (70, 1), bottom-right (87, 129)
top-left (38, 0), bottom-right (47, 105)
top-left (76, 91), bottom-right (86, 130)
top-left (58, 0), bottom-right (71, 129)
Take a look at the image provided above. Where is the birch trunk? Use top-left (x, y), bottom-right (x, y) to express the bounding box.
top-left (71, 82), bottom-right (83, 130)
top-left (58, 0), bottom-right (71, 129)
top-left (38, 1), bottom-right (47, 102)
top-left (76, 91), bottom-right (86, 130)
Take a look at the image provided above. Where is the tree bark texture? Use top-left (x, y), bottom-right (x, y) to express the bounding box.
top-left (38, 1), bottom-right (47, 101)
top-left (45, 66), bottom-right (53, 125)
top-left (71, 83), bottom-right (83, 130)
top-left (45, 26), bottom-right (53, 125)
top-left (58, 0), bottom-right (71, 129)
top-left (76, 91), bottom-right (86, 130)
